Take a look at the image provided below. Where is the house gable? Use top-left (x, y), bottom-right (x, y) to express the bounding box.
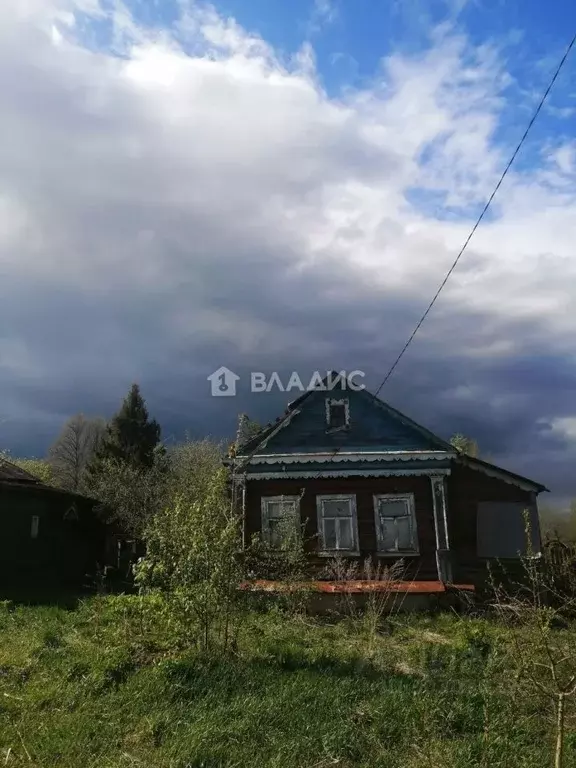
top-left (238, 382), bottom-right (452, 459)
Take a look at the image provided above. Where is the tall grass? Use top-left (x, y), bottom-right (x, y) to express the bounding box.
top-left (1, 596), bottom-right (575, 767)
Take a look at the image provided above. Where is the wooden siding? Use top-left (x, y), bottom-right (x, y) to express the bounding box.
top-left (249, 387), bottom-right (447, 455)
top-left (245, 475), bottom-right (439, 579)
top-left (0, 484), bottom-right (109, 590)
top-left (447, 463), bottom-right (536, 585)
top-left (244, 462), bottom-right (543, 587)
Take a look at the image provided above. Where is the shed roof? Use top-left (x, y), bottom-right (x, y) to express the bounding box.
top-left (0, 458), bottom-right (99, 503)
top-left (0, 458), bottom-right (41, 484)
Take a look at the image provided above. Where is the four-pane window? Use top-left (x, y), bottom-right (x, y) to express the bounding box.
top-left (374, 495), bottom-right (418, 553)
top-left (317, 495), bottom-right (358, 553)
top-left (261, 496), bottom-right (300, 548)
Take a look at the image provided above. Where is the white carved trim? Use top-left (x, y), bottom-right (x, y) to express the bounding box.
top-left (429, 475), bottom-right (452, 583)
top-left (430, 480), bottom-right (441, 551)
top-left (430, 476), bottom-right (449, 550)
top-left (246, 468), bottom-right (451, 480)
top-left (325, 397), bottom-right (350, 427)
top-left (257, 409), bottom-right (301, 452)
top-left (248, 451), bottom-right (452, 465)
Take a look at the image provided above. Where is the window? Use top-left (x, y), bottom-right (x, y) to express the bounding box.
top-left (477, 502), bottom-right (540, 558)
top-left (325, 398), bottom-right (349, 430)
top-left (317, 495), bottom-right (358, 553)
top-left (374, 495), bottom-right (418, 554)
top-left (261, 496), bottom-right (300, 548)
top-left (30, 515), bottom-right (40, 539)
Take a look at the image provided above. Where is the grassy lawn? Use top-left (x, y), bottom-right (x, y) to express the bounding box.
top-left (1, 596), bottom-right (575, 767)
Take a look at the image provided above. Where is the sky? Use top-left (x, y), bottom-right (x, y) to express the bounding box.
top-left (1, 0), bottom-right (576, 506)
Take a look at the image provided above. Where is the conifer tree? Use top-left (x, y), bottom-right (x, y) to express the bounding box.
top-left (88, 384), bottom-right (163, 474)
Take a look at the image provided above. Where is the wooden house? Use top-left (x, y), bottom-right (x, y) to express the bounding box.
top-left (229, 374), bottom-right (547, 600)
top-left (0, 458), bottom-right (111, 594)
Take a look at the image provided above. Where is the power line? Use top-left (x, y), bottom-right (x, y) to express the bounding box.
top-left (374, 31), bottom-right (576, 398)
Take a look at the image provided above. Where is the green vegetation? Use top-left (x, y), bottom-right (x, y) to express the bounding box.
top-left (4, 403), bottom-right (576, 765)
top-left (449, 433), bottom-right (480, 458)
top-left (540, 501), bottom-right (576, 544)
top-left (0, 453), bottom-right (56, 486)
top-left (87, 383), bottom-right (164, 478)
top-left (1, 598), bottom-right (575, 768)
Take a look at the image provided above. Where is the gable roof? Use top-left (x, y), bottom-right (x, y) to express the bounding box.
top-left (230, 373), bottom-right (548, 493)
top-left (234, 372), bottom-right (454, 463)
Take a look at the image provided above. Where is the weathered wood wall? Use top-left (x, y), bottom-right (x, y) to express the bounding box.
top-left (245, 463), bottom-right (541, 586)
top-left (245, 475), bottom-right (439, 579)
top-left (447, 463), bottom-right (536, 585)
top-left (0, 485), bottom-right (109, 591)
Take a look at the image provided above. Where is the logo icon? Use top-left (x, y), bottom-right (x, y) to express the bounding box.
top-left (208, 366), bottom-right (240, 397)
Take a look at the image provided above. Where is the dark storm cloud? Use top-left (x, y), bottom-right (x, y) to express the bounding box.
top-left (1, 1), bottom-right (576, 508)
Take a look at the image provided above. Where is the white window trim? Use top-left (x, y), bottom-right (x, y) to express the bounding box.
top-left (325, 398), bottom-right (350, 428)
top-left (373, 494), bottom-right (419, 555)
top-left (316, 494), bottom-right (359, 556)
top-left (261, 495), bottom-right (301, 547)
top-left (31, 515), bottom-right (40, 539)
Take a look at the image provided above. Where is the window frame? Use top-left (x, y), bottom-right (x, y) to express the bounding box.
top-left (373, 493), bottom-right (419, 556)
top-left (316, 494), bottom-right (359, 556)
top-left (476, 501), bottom-right (540, 559)
top-left (30, 515), bottom-right (40, 539)
top-left (260, 495), bottom-right (301, 548)
top-left (325, 398), bottom-right (350, 429)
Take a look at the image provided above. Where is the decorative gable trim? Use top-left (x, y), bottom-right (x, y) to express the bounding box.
top-left (247, 468), bottom-right (451, 480)
top-left (234, 409), bottom-right (302, 469)
top-left (325, 397), bottom-right (350, 429)
top-left (249, 451), bottom-right (452, 465)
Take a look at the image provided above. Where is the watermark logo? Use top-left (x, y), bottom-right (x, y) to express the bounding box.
top-left (207, 366), bottom-right (240, 397)
top-left (207, 369), bottom-right (365, 396)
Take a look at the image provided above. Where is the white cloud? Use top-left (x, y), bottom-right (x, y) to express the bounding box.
top-left (552, 142), bottom-right (576, 175)
top-left (309, 0), bottom-right (338, 32)
top-left (550, 417), bottom-right (576, 443)
top-left (0, 0), bottom-right (576, 497)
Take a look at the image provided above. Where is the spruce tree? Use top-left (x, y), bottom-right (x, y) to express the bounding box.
top-left (89, 384), bottom-right (163, 474)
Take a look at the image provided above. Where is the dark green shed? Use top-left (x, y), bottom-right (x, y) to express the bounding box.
top-left (0, 459), bottom-right (109, 593)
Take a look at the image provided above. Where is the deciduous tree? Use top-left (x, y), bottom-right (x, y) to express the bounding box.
top-left (48, 413), bottom-right (105, 492)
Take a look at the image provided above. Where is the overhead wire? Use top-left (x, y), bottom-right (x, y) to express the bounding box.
top-left (373, 31), bottom-right (576, 398)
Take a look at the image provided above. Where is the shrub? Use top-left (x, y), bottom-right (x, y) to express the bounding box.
top-left (134, 468), bottom-right (243, 653)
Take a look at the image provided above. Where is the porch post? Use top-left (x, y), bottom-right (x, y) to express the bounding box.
top-left (430, 475), bottom-right (452, 583)
top-left (231, 472), bottom-right (247, 549)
